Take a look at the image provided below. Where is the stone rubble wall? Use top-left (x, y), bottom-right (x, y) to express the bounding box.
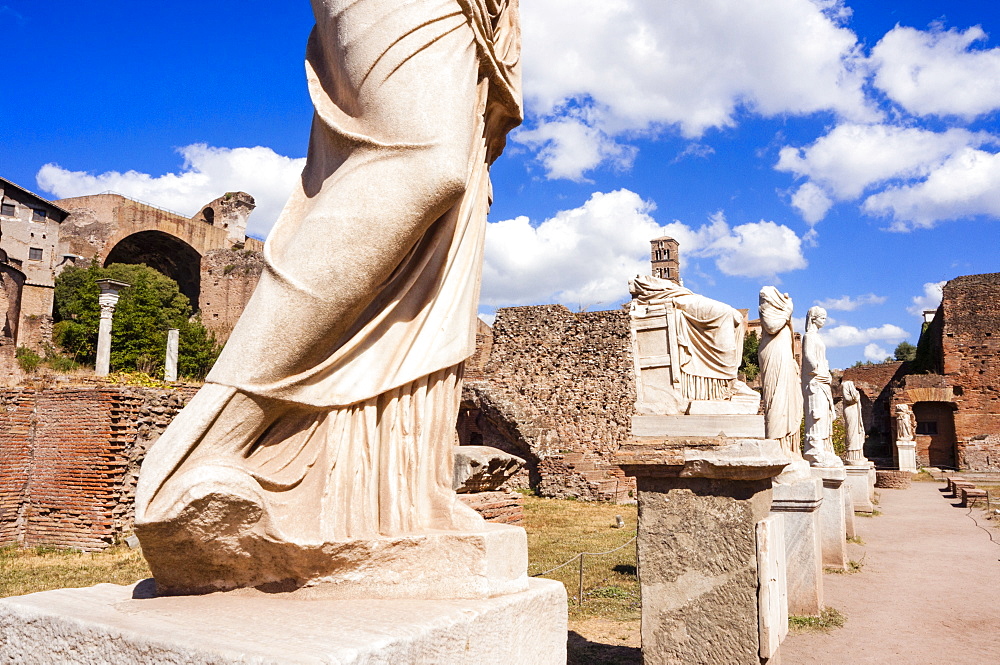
top-left (461, 305), bottom-right (636, 501)
top-left (199, 248), bottom-right (265, 343)
top-left (456, 490), bottom-right (523, 525)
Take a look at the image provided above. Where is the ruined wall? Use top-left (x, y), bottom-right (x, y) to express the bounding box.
top-left (199, 248), bottom-right (265, 343)
top-left (0, 384), bottom-right (196, 550)
top-left (842, 361), bottom-right (906, 462)
top-left (940, 273), bottom-right (1000, 450)
top-left (0, 264), bottom-right (24, 385)
top-left (461, 305), bottom-right (636, 501)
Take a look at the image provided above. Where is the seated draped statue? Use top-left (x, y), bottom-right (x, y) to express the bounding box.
top-left (629, 275), bottom-right (759, 415)
top-left (134, 0), bottom-right (523, 595)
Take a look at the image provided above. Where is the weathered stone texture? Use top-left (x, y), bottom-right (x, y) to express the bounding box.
top-left (636, 476), bottom-right (771, 665)
top-left (874, 470), bottom-right (912, 489)
top-left (0, 384), bottom-right (196, 550)
top-left (199, 248), bottom-right (265, 343)
top-left (457, 490), bottom-right (524, 525)
top-left (460, 305), bottom-right (636, 500)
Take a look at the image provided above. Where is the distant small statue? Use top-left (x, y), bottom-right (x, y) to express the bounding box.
top-left (895, 403), bottom-right (915, 442)
top-left (758, 287), bottom-right (802, 457)
top-left (801, 306), bottom-right (841, 467)
top-left (842, 380), bottom-right (867, 465)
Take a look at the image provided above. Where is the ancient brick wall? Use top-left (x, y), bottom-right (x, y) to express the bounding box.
top-left (842, 361), bottom-right (907, 462)
top-left (461, 305), bottom-right (636, 501)
top-left (940, 274), bottom-right (1000, 452)
top-left (0, 383), bottom-right (196, 550)
top-left (199, 248), bottom-right (265, 343)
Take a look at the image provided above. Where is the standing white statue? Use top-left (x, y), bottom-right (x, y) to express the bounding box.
top-left (135, 0), bottom-right (523, 594)
top-left (842, 380), bottom-right (867, 465)
top-left (758, 287), bottom-right (802, 456)
top-left (895, 403), bottom-right (915, 441)
top-left (801, 306), bottom-right (841, 467)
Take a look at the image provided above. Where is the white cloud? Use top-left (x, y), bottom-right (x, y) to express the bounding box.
top-left (820, 323), bottom-right (908, 348)
top-left (872, 25), bottom-right (1000, 120)
top-left (515, 119), bottom-right (637, 182)
top-left (37, 144), bottom-right (305, 238)
top-left (862, 146), bottom-right (1000, 230)
top-left (907, 281), bottom-right (946, 317)
top-left (790, 182), bottom-right (834, 226)
top-left (863, 343), bottom-right (890, 363)
top-left (777, 124), bottom-right (984, 201)
top-left (482, 189), bottom-right (662, 307)
top-left (481, 191), bottom-right (808, 308)
top-left (520, 0), bottom-right (874, 178)
top-left (815, 293), bottom-right (887, 311)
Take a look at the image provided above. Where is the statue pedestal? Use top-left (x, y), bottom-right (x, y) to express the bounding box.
top-left (770, 478), bottom-right (824, 616)
top-left (844, 463), bottom-right (875, 514)
top-left (617, 437), bottom-right (788, 664)
top-left (810, 467), bottom-right (848, 570)
top-left (897, 440), bottom-right (918, 473)
top-left (0, 578), bottom-right (567, 664)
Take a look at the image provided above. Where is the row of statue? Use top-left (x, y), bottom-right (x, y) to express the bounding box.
top-left (758, 288), bottom-right (866, 471)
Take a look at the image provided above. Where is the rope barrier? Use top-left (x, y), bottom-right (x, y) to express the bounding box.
top-left (529, 535), bottom-right (637, 578)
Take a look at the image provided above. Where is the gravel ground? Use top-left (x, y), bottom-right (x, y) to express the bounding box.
top-left (781, 480), bottom-right (1000, 664)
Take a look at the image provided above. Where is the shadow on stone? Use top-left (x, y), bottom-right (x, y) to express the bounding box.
top-left (567, 632), bottom-right (642, 665)
top-left (131, 579), bottom-right (158, 600)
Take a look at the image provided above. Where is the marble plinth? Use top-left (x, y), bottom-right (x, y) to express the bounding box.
top-left (843, 484), bottom-right (856, 539)
top-left (897, 440), bottom-right (917, 473)
top-left (631, 414), bottom-right (765, 438)
top-left (844, 464), bottom-right (875, 514)
top-left (0, 578), bottom-right (567, 665)
top-left (811, 467), bottom-right (847, 570)
top-left (770, 478), bottom-right (824, 616)
top-left (618, 437), bottom-right (787, 664)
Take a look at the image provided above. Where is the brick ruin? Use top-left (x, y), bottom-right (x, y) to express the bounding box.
top-left (0, 382), bottom-right (196, 550)
top-left (460, 305), bottom-right (636, 501)
top-left (843, 272), bottom-right (1000, 471)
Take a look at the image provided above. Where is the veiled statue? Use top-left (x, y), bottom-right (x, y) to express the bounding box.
top-left (758, 287), bottom-right (802, 456)
top-left (842, 380), bottom-right (867, 464)
top-left (801, 306), bottom-right (841, 467)
top-left (135, 0), bottom-right (522, 595)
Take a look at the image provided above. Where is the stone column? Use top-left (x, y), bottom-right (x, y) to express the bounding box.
top-left (770, 478), bottom-right (823, 616)
top-left (617, 437), bottom-right (789, 665)
top-left (164, 328), bottom-right (179, 382)
top-left (94, 280), bottom-right (130, 377)
top-left (811, 467), bottom-right (848, 569)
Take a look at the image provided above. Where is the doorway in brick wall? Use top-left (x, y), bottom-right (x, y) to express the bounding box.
top-left (912, 401), bottom-right (957, 469)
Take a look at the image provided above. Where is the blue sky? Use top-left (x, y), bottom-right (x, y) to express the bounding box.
top-left (3, 0), bottom-right (1000, 368)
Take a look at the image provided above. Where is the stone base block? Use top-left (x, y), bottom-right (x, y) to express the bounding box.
top-left (770, 478), bottom-right (823, 616)
top-left (811, 467), bottom-right (847, 569)
top-left (0, 578), bottom-right (568, 664)
top-left (845, 465), bottom-right (875, 513)
top-left (631, 414), bottom-right (765, 438)
top-left (146, 523), bottom-right (529, 599)
top-left (896, 439), bottom-right (917, 473)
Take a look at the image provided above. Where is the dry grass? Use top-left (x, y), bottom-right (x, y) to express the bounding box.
top-left (0, 545), bottom-right (150, 598)
top-left (523, 495), bottom-right (640, 622)
top-left (788, 607), bottom-right (846, 633)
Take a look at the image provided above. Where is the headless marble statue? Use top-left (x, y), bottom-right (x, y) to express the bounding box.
top-left (843, 380), bottom-right (867, 465)
top-left (134, 0), bottom-right (523, 595)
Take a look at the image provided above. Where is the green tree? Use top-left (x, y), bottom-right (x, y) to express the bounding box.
top-left (53, 263), bottom-right (221, 378)
top-left (894, 340), bottom-right (917, 362)
top-left (739, 330), bottom-right (760, 381)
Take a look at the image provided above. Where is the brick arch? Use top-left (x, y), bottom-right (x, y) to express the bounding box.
top-left (901, 387), bottom-right (955, 404)
top-left (105, 231), bottom-right (203, 309)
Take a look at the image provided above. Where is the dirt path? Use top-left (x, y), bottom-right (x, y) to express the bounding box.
top-left (780, 479), bottom-right (1000, 664)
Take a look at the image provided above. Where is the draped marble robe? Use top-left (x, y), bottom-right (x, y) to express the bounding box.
top-left (758, 287), bottom-right (802, 456)
top-left (630, 275), bottom-right (745, 401)
top-left (843, 380), bottom-right (867, 464)
top-left (801, 306), bottom-right (841, 467)
top-left (134, 0), bottom-right (522, 593)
